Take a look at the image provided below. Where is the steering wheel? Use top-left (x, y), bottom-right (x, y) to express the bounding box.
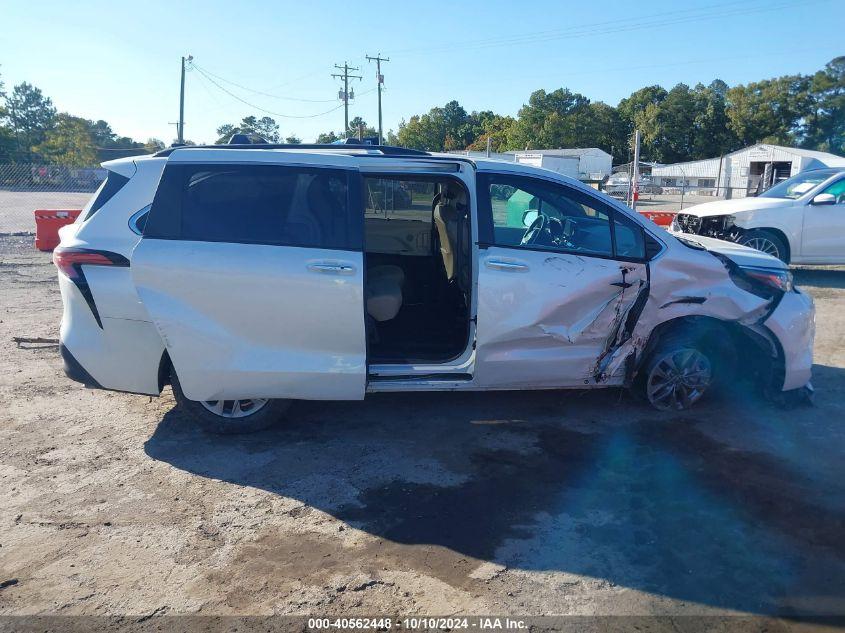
top-left (520, 213), bottom-right (546, 246)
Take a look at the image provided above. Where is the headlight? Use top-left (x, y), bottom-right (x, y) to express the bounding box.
top-left (736, 265), bottom-right (793, 294)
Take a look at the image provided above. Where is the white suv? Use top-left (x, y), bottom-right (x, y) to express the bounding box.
top-left (669, 168), bottom-right (845, 264)
top-left (54, 144), bottom-right (815, 432)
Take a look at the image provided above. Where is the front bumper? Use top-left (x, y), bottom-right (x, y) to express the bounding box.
top-left (763, 288), bottom-right (815, 391)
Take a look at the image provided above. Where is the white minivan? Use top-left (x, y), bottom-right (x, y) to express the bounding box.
top-left (54, 144), bottom-right (815, 432)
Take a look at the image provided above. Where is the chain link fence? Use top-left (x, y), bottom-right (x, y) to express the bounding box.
top-left (0, 164), bottom-right (104, 234)
top-left (604, 158), bottom-right (783, 215)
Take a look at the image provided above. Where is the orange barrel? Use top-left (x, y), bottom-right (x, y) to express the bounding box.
top-left (34, 209), bottom-right (82, 251)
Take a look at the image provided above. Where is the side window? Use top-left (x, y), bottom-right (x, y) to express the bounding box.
top-left (822, 178), bottom-right (845, 204)
top-left (613, 212), bottom-right (646, 259)
top-left (364, 178), bottom-right (434, 222)
top-left (145, 164), bottom-right (357, 249)
top-left (483, 175), bottom-right (614, 257)
top-left (363, 177), bottom-right (446, 256)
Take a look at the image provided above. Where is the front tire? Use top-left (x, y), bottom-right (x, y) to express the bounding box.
top-left (739, 229), bottom-right (789, 263)
top-left (170, 371), bottom-right (291, 434)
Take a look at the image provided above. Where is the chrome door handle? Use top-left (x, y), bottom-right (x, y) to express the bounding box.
top-left (486, 259), bottom-right (529, 272)
top-left (307, 262), bottom-right (356, 275)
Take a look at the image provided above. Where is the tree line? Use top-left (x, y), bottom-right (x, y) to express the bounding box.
top-left (0, 76), bottom-right (166, 166)
top-left (367, 56), bottom-right (842, 164)
top-left (1, 57), bottom-right (842, 166)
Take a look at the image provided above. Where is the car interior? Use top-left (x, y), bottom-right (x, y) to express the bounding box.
top-left (363, 176), bottom-right (472, 363)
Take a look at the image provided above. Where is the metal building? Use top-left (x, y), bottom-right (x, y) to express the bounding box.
top-left (513, 148), bottom-right (613, 180)
top-left (650, 144), bottom-right (845, 199)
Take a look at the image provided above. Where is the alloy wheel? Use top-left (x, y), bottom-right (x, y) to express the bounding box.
top-left (742, 236), bottom-right (780, 259)
top-left (646, 348), bottom-right (712, 411)
top-left (200, 398), bottom-right (269, 418)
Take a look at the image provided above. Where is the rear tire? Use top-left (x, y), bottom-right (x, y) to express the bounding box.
top-left (170, 371), bottom-right (291, 434)
top-left (639, 334), bottom-right (717, 411)
top-left (739, 229), bottom-right (788, 263)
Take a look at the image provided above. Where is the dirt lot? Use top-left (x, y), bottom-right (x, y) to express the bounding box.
top-left (1, 234), bottom-right (844, 623)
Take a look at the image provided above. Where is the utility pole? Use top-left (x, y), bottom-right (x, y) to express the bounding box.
top-left (177, 54), bottom-right (193, 144)
top-left (630, 129), bottom-right (641, 211)
top-left (332, 62), bottom-right (362, 137)
top-left (366, 54), bottom-right (389, 145)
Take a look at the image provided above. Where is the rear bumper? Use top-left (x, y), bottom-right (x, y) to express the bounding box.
top-left (763, 288), bottom-right (815, 391)
top-left (60, 343), bottom-right (103, 389)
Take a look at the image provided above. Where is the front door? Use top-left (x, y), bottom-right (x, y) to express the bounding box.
top-left (475, 172), bottom-right (649, 388)
top-left (132, 160), bottom-right (367, 402)
top-left (801, 177), bottom-right (845, 262)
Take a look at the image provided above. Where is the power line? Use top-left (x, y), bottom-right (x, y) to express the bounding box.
top-left (387, 0), bottom-right (746, 54)
top-left (387, 0), bottom-right (823, 57)
top-left (191, 63), bottom-right (347, 119)
top-left (190, 62), bottom-right (337, 103)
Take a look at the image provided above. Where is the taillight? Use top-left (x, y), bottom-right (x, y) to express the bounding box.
top-left (53, 248), bottom-right (121, 280)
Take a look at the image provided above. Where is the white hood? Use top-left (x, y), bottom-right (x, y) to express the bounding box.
top-left (675, 234), bottom-right (788, 270)
top-left (680, 196), bottom-right (791, 218)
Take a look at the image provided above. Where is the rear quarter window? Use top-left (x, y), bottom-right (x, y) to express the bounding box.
top-left (83, 172), bottom-right (130, 220)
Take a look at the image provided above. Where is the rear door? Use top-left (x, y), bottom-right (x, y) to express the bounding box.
top-left (132, 157), bottom-right (367, 401)
top-left (475, 172), bottom-right (650, 388)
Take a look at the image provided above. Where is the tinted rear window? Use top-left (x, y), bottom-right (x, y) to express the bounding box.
top-left (83, 172), bottom-right (130, 220)
top-left (145, 164), bottom-right (359, 249)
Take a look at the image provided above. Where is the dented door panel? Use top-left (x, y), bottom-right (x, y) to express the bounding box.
top-left (475, 247), bottom-right (648, 388)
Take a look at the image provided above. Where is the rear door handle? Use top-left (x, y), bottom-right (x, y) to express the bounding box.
top-left (307, 262), bottom-right (356, 275)
top-left (486, 259), bottom-right (529, 272)
top-left (611, 281), bottom-right (633, 288)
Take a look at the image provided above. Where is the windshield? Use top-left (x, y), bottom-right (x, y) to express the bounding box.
top-left (760, 170), bottom-right (837, 199)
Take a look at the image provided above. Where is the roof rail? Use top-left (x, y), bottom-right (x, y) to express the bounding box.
top-left (154, 143), bottom-right (430, 158)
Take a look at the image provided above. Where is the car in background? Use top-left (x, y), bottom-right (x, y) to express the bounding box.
top-left (669, 168), bottom-right (845, 264)
top-left (604, 174), bottom-right (662, 198)
top-left (53, 143), bottom-right (813, 433)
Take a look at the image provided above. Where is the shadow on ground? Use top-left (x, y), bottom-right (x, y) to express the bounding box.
top-left (145, 368), bottom-right (845, 616)
top-left (793, 268), bottom-right (845, 289)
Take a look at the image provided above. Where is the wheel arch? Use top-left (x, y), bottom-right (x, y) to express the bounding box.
top-left (635, 315), bottom-right (782, 390)
top-left (157, 350), bottom-right (172, 392)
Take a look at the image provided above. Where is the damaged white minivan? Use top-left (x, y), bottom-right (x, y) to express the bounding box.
top-left (54, 144), bottom-right (815, 433)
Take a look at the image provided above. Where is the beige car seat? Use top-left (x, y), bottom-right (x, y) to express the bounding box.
top-left (433, 188), bottom-right (460, 281)
top-left (366, 264), bottom-right (405, 322)
top-left (434, 184), bottom-right (471, 293)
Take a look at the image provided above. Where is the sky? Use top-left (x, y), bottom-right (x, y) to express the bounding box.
top-left (1, 0), bottom-right (842, 146)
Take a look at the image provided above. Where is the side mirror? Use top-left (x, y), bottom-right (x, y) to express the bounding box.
top-left (811, 193), bottom-right (837, 206)
top-left (522, 210), bottom-right (539, 227)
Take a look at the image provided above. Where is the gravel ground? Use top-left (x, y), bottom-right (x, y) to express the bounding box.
top-left (1, 235), bottom-right (844, 624)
